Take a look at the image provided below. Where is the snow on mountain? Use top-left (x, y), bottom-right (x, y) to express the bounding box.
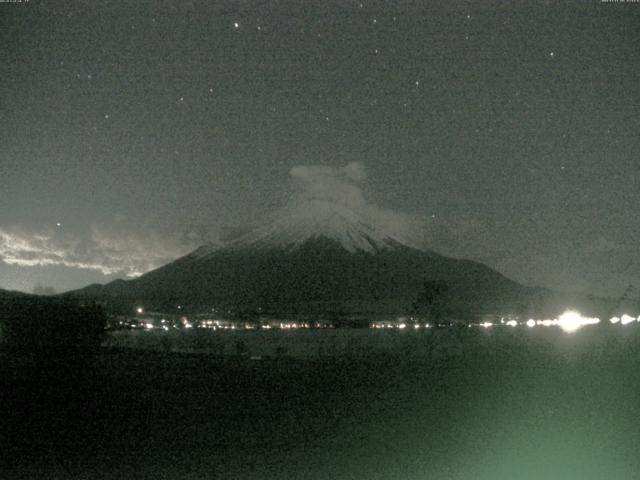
top-left (193, 200), bottom-right (423, 258)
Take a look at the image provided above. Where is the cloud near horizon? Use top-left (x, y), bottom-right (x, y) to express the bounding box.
top-left (0, 221), bottom-right (217, 279)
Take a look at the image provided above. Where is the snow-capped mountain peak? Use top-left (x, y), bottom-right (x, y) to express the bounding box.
top-left (228, 200), bottom-right (419, 253)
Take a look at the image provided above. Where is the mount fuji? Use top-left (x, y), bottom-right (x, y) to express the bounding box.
top-left (68, 200), bottom-right (540, 317)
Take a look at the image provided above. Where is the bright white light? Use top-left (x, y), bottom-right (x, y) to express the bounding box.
top-left (145, 323), bottom-right (154, 329)
top-left (506, 320), bottom-right (517, 327)
top-left (541, 319), bottom-right (554, 327)
top-left (526, 319), bottom-right (536, 328)
top-left (398, 323), bottom-right (406, 329)
top-left (480, 322), bottom-right (493, 329)
top-left (234, 22), bottom-right (239, 29)
top-left (610, 316), bottom-right (620, 324)
top-left (136, 307), bottom-right (144, 314)
top-left (621, 314), bottom-right (636, 325)
top-left (557, 310), bottom-right (600, 333)
top-left (557, 311), bottom-right (582, 333)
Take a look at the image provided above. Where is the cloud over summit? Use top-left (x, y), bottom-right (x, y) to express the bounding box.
top-left (289, 162), bottom-right (368, 209)
top-left (284, 162), bottom-right (427, 248)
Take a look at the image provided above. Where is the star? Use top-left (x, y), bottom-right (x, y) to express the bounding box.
top-left (234, 22), bottom-right (239, 29)
top-left (550, 51), bottom-right (555, 58)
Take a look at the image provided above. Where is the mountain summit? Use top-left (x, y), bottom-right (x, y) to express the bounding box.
top-left (194, 200), bottom-right (417, 260)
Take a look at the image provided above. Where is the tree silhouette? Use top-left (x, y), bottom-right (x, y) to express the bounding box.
top-left (411, 280), bottom-right (450, 323)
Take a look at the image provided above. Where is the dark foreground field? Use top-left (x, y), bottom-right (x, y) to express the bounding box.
top-left (2, 326), bottom-right (640, 480)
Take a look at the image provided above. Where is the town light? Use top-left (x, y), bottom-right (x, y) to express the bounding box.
top-left (620, 314), bottom-right (636, 325)
top-left (557, 310), bottom-right (600, 333)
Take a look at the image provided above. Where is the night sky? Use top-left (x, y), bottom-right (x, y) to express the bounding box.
top-left (1, 0), bottom-right (639, 297)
